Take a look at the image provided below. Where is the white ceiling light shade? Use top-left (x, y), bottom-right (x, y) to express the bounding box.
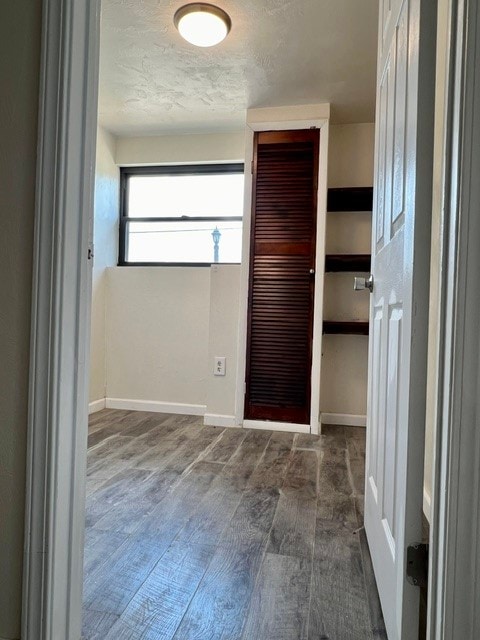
top-left (174, 3), bottom-right (232, 47)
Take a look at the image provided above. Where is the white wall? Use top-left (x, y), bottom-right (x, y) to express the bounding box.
top-left (328, 123), bottom-right (376, 188)
top-left (320, 123), bottom-right (375, 421)
top-left (90, 127), bottom-right (119, 404)
top-left (116, 131), bottom-right (245, 165)
top-left (89, 131), bottom-right (246, 418)
top-left (106, 267), bottom-right (211, 410)
top-left (205, 265), bottom-right (242, 422)
top-left (0, 1), bottom-right (42, 637)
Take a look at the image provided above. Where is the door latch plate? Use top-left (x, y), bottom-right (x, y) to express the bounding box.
top-left (406, 543), bottom-right (429, 588)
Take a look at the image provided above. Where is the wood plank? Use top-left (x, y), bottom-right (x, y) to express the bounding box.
top-left (345, 426), bottom-right (367, 460)
top-left (221, 429), bottom-right (272, 489)
top-left (141, 462), bottom-right (223, 541)
top-left (318, 454), bottom-right (352, 498)
top-left (85, 468), bottom-right (153, 528)
top-left (88, 433), bottom-right (164, 479)
top-left (88, 426), bottom-right (120, 449)
top-left (87, 411), bottom-right (149, 445)
top-left (83, 533), bottom-right (167, 615)
top-left (327, 187), bottom-right (374, 212)
top-left (82, 609), bottom-right (119, 640)
top-left (203, 428), bottom-right (248, 464)
top-left (85, 476), bottom-right (109, 497)
top-left (325, 254), bottom-right (372, 273)
top-left (316, 494), bottom-right (358, 530)
top-left (119, 412), bottom-right (174, 437)
top-left (296, 432), bottom-right (347, 465)
top-left (88, 408), bottom-right (125, 429)
top-left (172, 542), bottom-right (264, 640)
top-left (220, 487), bottom-right (279, 549)
top-left (103, 541), bottom-right (216, 640)
top-left (161, 426), bottom-right (224, 474)
top-left (133, 423), bottom-right (220, 472)
top-left (92, 469), bottom-right (182, 535)
top-left (267, 494), bottom-right (317, 559)
top-left (282, 449), bottom-right (318, 499)
top-left (241, 553), bottom-right (312, 640)
top-left (247, 431), bottom-right (295, 489)
top-left (175, 475), bottom-right (244, 547)
top-left (83, 528), bottom-right (129, 580)
top-left (349, 458), bottom-right (366, 497)
top-left (87, 434), bottom-right (134, 467)
top-left (323, 321), bottom-right (370, 335)
top-left (308, 521), bottom-right (372, 640)
top-left (358, 529), bottom-right (388, 639)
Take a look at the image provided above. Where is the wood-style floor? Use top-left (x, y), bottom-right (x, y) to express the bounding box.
top-left (83, 409), bottom-right (387, 640)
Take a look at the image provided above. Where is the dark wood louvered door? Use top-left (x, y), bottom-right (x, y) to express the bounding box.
top-left (245, 129), bottom-right (320, 425)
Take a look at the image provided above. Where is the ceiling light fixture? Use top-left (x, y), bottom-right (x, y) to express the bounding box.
top-left (174, 3), bottom-right (232, 48)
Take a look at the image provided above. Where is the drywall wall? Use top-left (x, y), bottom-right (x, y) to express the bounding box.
top-left (89, 127), bottom-right (119, 404)
top-left (205, 265), bottom-right (242, 423)
top-left (115, 131), bottom-right (245, 166)
top-left (321, 336), bottom-right (370, 416)
top-left (328, 123), bottom-right (376, 188)
top-left (98, 131), bottom-right (246, 417)
top-left (321, 123), bottom-right (374, 421)
top-left (0, 1), bottom-right (42, 637)
top-left (106, 267), bottom-right (211, 409)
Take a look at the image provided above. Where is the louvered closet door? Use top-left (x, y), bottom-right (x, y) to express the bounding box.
top-left (245, 130), bottom-right (319, 425)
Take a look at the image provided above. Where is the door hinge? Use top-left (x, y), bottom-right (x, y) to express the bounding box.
top-left (251, 160), bottom-right (254, 174)
top-left (406, 543), bottom-right (429, 588)
top-left (244, 381), bottom-right (247, 394)
top-left (88, 242), bottom-right (94, 261)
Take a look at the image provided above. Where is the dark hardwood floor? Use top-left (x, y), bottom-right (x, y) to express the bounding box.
top-left (83, 409), bottom-right (387, 640)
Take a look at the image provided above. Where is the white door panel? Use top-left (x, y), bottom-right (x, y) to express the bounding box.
top-left (365, 0), bottom-right (435, 637)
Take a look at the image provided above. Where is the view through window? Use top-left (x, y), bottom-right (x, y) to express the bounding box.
top-left (120, 164), bottom-right (244, 265)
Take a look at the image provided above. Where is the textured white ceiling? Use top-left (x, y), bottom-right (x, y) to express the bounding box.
top-left (98, 0), bottom-right (378, 136)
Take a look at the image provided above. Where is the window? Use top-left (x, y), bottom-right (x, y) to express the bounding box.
top-left (119, 164), bottom-right (244, 265)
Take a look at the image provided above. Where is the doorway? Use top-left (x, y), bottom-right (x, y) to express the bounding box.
top-left (23, 1), bottom-right (480, 637)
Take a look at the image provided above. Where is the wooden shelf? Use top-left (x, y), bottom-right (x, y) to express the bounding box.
top-left (323, 321), bottom-right (369, 335)
top-left (327, 187), bottom-right (373, 212)
top-left (325, 254), bottom-right (371, 272)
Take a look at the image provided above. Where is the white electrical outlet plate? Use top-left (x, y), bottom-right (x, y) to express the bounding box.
top-left (214, 356), bottom-right (226, 376)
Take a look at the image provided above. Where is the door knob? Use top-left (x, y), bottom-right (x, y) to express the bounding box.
top-left (354, 274), bottom-right (374, 293)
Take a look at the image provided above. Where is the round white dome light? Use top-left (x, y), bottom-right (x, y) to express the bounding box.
top-left (174, 3), bottom-right (232, 48)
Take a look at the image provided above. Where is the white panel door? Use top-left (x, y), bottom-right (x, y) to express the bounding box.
top-left (364, 0), bottom-right (435, 638)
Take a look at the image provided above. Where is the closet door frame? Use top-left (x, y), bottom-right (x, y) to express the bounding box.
top-left (235, 105), bottom-right (330, 435)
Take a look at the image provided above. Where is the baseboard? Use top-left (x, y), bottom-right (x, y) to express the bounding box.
top-left (423, 487), bottom-right (432, 523)
top-left (243, 419), bottom-right (311, 434)
top-left (88, 398), bottom-right (106, 414)
top-left (321, 413), bottom-right (367, 427)
top-left (105, 398), bottom-right (206, 416)
top-left (204, 413), bottom-right (238, 428)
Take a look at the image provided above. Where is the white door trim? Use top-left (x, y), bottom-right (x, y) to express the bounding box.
top-left (234, 105), bottom-right (330, 436)
top-left (428, 0), bottom-right (480, 636)
top-left (22, 0), bottom-right (100, 638)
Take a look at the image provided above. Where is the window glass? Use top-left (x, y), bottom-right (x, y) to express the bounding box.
top-left (126, 220), bottom-right (243, 264)
top-left (121, 166), bottom-right (244, 265)
top-left (127, 173), bottom-right (244, 218)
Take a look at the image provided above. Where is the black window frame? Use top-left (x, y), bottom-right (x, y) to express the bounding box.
top-left (119, 163), bottom-right (245, 267)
